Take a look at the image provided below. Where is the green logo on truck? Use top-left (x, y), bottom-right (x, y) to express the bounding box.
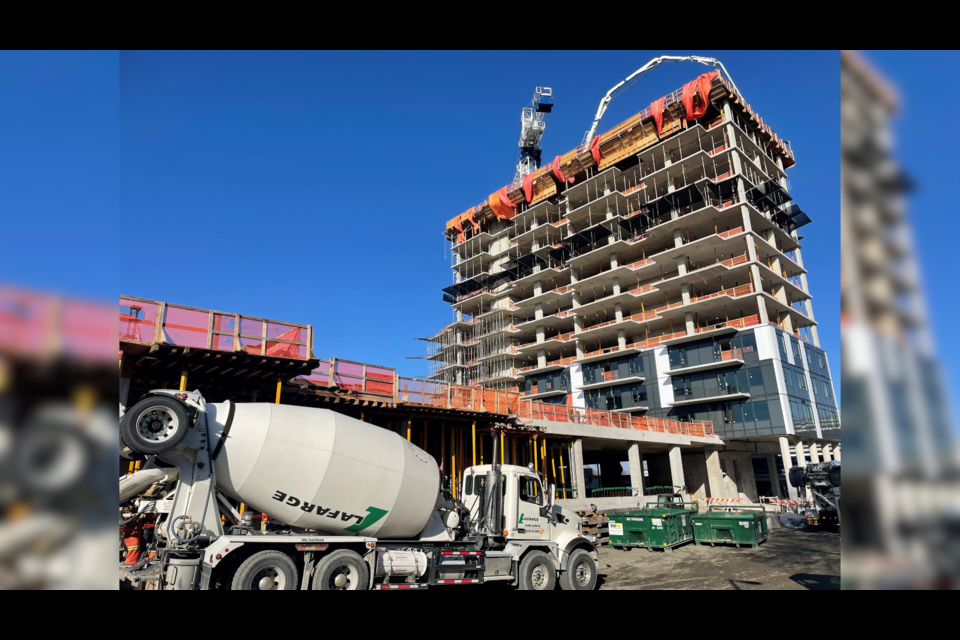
top-left (345, 507), bottom-right (389, 532)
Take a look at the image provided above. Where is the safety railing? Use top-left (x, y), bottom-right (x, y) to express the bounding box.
top-left (590, 487), bottom-right (641, 498)
top-left (516, 355), bottom-right (577, 373)
top-left (300, 357), bottom-right (396, 396)
top-left (694, 314), bottom-right (761, 334)
top-left (688, 283), bottom-right (754, 304)
top-left (119, 295), bottom-right (312, 360)
top-left (392, 377), bottom-right (520, 415)
top-left (518, 401), bottom-right (715, 438)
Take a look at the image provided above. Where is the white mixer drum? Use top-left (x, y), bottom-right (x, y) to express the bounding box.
top-left (206, 403), bottom-right (439, 538)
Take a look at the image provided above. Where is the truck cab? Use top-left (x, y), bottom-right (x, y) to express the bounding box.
top-left (460, 464), bottom-right (590, 561)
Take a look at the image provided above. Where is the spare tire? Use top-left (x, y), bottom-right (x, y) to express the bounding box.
top-left (829, 465), bottom-right (841, 488)
top-left (788, 466), bottom-right (805, 489)
top-left (120, 395), bottom-right (190, 455)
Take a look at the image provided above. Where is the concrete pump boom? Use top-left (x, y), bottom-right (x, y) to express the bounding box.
top-left (582, 55), bottom-right (741, 146)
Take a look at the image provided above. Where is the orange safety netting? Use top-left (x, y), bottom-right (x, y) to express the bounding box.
top-left (589, 135), bottom-right (603, 165)
top-left (682, 71), bottom-right (717, 121)
top-left (550, 156), bottom-right (573, 185)
top-left (488, 186), bottom-right (517, 220)
top-left (650, 97), bottom-right (665, 135)
top-left (522, 172), bottom-right (534, 203)
top-left (453, 215), bottom-right (465, 243)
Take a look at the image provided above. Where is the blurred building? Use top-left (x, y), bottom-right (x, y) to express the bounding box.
top-left (841, 49), bottom-right (960, 587)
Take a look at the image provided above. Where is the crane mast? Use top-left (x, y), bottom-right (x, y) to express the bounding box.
top-left (513, 86), bottom-right (553, 183)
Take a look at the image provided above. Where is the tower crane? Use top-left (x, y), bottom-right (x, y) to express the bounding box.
top-left (513, 87), bottom-right (553, 183)
top-left (581, 55), bottom-right (741, 146)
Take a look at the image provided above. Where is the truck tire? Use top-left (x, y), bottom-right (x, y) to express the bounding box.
top-left (559, 549), bottom-right (597, 591)
top-left (313, 549), bottom-right (369, 590)
top-left (231, 550), bottom-right (298, 590)
top-left (518, 551), bottom-right (556, 591)
top-left (121, 396), bottom-right (190, 455)
top-left (788, 466), bottom-right (804, 489)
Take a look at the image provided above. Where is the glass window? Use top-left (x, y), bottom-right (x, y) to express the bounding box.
top-left (806, 349), bottom-right (813, 366)
top-left (740, 333), bottom-right (757, 356)
top-left (798, 375), bottom-right (807, 391)
top-left (737, 370), bottom-right (749, 393)
top-left (633, 385), bottom-right (647, 404)
top-left (825, 381), bottom-right (832, 399)
top-left (748, 368), bottom-right (763, 387)
top-left (790, 401), bottom-right (799, 419)
top-left (813, 378), bottom-right (820, 396)
top-left (723, 405), bottom-right (735, 423)
top-left (803, 404), bottom-right (813, 421)
top-left (465, 474), bottom-right (474, 496)
top-left (818, 353), bottom-right (825, 368)
top-left (520, 476), bottom-right (543, 506)
top-left (733, 404), bottom-right (744, 423)
top-left (753, 401), bottom-right (771, 421)
top-left (742, 402), bottom-right (755, 422)
top-left (792, 342), bottom-right (801, 360)
top-left (778, 334), bottom-right (787, 354)
top-left (613, 387), bottom-right (623, 409)
top-left (783, 367), bottom-right (792, 386)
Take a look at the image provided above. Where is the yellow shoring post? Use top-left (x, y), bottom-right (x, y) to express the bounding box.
top-left (551, 449), bottom-right (558, 497)
top-left (407, 419), bottom-right (411, 442)
top-left (560, 448), bottom-right (569, 499)
top-left (275, 379), bottom-right (282, 404)
top-left (500, 430), bottom-right (505, 466)
top-left (179, 371), bottom-right (188, 391)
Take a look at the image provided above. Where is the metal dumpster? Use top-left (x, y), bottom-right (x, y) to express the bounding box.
top-left (608, 502), bottom-right (698, 552)
top-left (691, 506), bottom-right (769, 549)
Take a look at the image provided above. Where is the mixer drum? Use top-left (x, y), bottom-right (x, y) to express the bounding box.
top-left (206, 403), bottom-right (439, 538)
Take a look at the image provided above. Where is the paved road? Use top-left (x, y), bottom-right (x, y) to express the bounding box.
top-left (596, 527), bottom-right (840, 590)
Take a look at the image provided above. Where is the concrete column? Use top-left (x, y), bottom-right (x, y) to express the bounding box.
top-left (576, 339), bottom-right (585, 360)
top-left (573, 440), bottom-right (587, 500)
top-left (704, 447), bottom-right (725, 499)
top-left (628, 444), bottom-right (644, 494)
top-left (795, 442), bottom-right (812, 503)
top-left (572, 290), bottom-right (581, 309)
top-left (766, 453), bottom-right (782, 498)
top-left (676, 256), bottom-right (688, 277)
top-left (680, 283), bottom-right (691, 305)
top-left (535, 303), bottom-right (544, 321)
top-left (536, 325), bottom-right (545, 344)
top-left (833, 446), bottom-right (840, 461)
top-left (605, 203), bottom-right (614, 219)
top-left (574, 316), bottom-right (583, 335)
top-left (809, 443), bottom-right (820, 464)
top-left (612, 277), bottom-right (620, 296)
top-left (534, 280), bottom-right (543, 297)
top-left (738, 452), bottom-right (759, 501)
top-left (609, 253), bottom-right (618, 269)
top-left (667, 175), bottom-right (676, 191)
top-left (756, 295), bottom-right (770, 325)
top-left (741, 207), bottom-right (753, 233)
top-left (537, 348), bottom-right (546, 368)
top-left (673, 228), bottom-right (684, 248)
top-left (779, 437), bottom-right (799, 501)
top-left (684, 311), bottom-right (695, 335)
top-left (668, 446), bottom-right (685, 494)
top-left (730, 149), bottom-right (743, 177)
top-left (614, 303), bottom-right (623, 322)
top-left (617, 329), bottom-right (626, 350)
top-left (822, 444), bottom-right (833, 461)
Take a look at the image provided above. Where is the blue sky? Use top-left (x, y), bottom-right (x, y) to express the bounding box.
top-left (868, 51), bottom-right (960, 418)
top-left (0, 51), bottom-right (118, 300)
top-left (116, 50), bottom-right (841, 381)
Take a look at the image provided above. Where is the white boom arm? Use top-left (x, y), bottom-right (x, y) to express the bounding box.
top-left (581, 55), bottom-right (741, 146)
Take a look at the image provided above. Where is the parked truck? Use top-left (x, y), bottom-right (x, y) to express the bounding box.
top-left (119, 389), bottom-right (598, 590)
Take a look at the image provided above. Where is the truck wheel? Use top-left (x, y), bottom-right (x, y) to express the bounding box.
top-left (560, 549), bottom-right (597, 591)
top-left (231, 550), bottom-right (298, 590)
top-left (788, 467), bottom-right (804, 489)
top-left (518, 551), bottom-right (556, 591)
top-left (313, 550), bottom-right (369, 590)
top-left (121, 396), bottom-right (190, 455)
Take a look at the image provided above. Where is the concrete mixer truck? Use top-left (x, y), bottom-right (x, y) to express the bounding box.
top-left (119, 389), bottom-right (598, 591)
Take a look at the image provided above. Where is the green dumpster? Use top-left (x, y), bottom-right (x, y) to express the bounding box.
top-left (608, 502), bottom-right (698, 552)
top-left (691, 506), bottom-right (768, 549)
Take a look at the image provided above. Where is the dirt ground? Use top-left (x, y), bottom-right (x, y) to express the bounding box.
top-left (596, 527), bottom-right (840, 590)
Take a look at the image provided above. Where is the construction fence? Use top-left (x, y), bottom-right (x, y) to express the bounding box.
top-left (518, 401), bottom-right (715, 438)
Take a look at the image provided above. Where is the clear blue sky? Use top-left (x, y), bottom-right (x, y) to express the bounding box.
top-left (868, 51), bottom-right (960, 416)
top-left (116, 50), bottom-right (841, 381)
top-left (0, 51), bottom-right (118, 300)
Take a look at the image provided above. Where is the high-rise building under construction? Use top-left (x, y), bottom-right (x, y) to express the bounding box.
top-left (423, 68), bottom-right (840, 456)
